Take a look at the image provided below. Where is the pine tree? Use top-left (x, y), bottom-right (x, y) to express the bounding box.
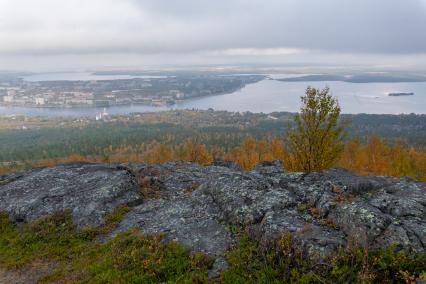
top-left (285, 86), bottom-right (347, 172)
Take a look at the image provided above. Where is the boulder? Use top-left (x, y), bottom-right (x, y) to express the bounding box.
top-left (111, 197), bottom-right (233, 255)
top-left (0, 163), bottom-right (142, 228)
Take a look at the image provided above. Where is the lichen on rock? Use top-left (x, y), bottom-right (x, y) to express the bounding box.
top-left (0, 161), bottom-right (424, 265)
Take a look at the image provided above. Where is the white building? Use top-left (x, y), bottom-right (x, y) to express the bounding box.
top-left (175, 92), bottom-right (185, 99)
top-left (95, 108), bottom-right (109, 121)
top-left (170, 90), bottom-right (185, 99)
top-left (3, 95), bottom-right (13, 103)
top-left (35, 98), bottom-right (45, 105)
top-left (7, 89), bottom-right (17, 96)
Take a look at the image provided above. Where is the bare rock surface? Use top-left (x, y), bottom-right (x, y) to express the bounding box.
top-left (1, 161), bottom-right (425, 262)
top-left (0, 163), bottom-right (142, 228)
top-left (117, 161), bottom-right (425, 257)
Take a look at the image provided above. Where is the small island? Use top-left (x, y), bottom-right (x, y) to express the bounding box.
top-left (388, 92), bottom-right (414, 96)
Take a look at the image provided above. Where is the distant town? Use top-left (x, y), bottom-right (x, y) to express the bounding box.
top-left (0, 74), bottom-right (264, 108)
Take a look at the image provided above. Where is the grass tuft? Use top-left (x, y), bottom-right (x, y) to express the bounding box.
top-left (0, 211), bottom-right (424, 283)
top-left (219, 232), bottom-right (426, 284)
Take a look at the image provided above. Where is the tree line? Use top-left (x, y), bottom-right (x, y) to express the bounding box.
top-left (2, 135), bottom-right (425, 181)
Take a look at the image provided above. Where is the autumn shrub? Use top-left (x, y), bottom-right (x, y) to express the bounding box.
top-left (1, 134), bottom-right (426, 181)
top-left (182, 139), bottom-right (213, 165)
top-left (219, 232), bottom-right (426, 284)
top-left (285, 87), bottom-right (347, 172)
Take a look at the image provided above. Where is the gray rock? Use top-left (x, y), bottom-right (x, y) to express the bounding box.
top-left (213, 160), bottom-right (241, 171)
top-left (303, 168), bottom-right (394, 195)
top-left (0, 163), bottom-right (142, 228)
top-left (329, 202), bottom-right (392, 247)
top-left (253, 208), bottom-right (346, 258)
top-left (209, 257), bottom-right (229, 278)
top-left (111, 196), bottom-right (233, 256)
top-left (252, 160), bottom-right (284, 176)
top-left (1, 160), bottom-right (425, 262)
top-left (198, 171), bottom-right (282, 226)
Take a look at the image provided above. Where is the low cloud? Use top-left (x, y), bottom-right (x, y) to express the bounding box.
top-left (210, 48), bottom-right (307, 56)
top-left (0, 0), bottom-right (425, 70)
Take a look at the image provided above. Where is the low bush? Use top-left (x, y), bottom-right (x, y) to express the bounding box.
top-left (0, 212), bottom-right (424, 283)
top-left (220, 232), bottom-right (426, 284)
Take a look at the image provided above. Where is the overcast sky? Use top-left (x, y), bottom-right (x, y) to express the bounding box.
top-left (1, 0), bottom-right (426, 71)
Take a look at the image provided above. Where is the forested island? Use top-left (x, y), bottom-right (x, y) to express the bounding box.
top-left (388, 92), bottom-right (414, 96)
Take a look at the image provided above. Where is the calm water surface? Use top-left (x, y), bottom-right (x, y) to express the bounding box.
top-left (178, 80), bottom-right (426, 114)
top-left (1, 78), bottom-right (425, 117)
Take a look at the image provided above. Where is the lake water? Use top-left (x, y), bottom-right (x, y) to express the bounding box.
top-left (1, 78), bottom-right (426, 117)
top-left (178, 80), bottom-right (426, 114)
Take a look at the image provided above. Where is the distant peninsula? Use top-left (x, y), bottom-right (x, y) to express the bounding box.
top-left (277, 73), bottom-right (426, 83)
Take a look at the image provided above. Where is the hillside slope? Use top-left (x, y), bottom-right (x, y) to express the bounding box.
top-left (0, 161), bottom-right (425, 282)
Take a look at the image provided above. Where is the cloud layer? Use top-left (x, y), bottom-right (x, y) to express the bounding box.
top-left (0, 0), bottom-right (425, 70)
top-left (0, 0), bottom-right (426, 71)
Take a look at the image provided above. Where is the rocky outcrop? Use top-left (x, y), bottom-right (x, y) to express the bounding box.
top-left (1, 161), bottom-right (425, 262)
top-left (0, 163), bottom-right (142, 228)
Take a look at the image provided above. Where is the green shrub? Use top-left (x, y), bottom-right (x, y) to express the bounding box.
top-left (219, 232), bottom-right (425, 284)
top-left (0, 211), bottom-right (96, 269)
top-left (1, 212), bottom-right (424, 283)
top-left (0, 211), bottom-right (212, 283)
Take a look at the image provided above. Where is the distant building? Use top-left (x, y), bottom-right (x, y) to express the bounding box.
top-left (175, 92), bottom-right (185, 99)
top-left (35, 98), bottom-right (45, 105)
top-left (3, 95), bottom-right (13, 103)
top-left (64, 92), bottom-right (93, 98)
top-left (7, 89), bottom-right (17, 96)
top-left (170, 90), bottom-right (185, 99)
top-left (65, 98), bottom-right (93, 105)
top-left (95, 108), bottom-right (109, 121)
top-left (94, 100), bottom-right (110, 107)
